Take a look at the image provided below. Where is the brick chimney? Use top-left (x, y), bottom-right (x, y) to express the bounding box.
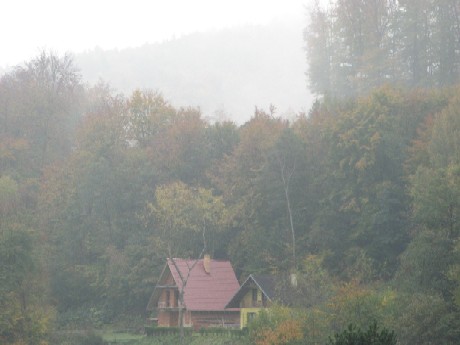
top-left (203, 254), bottom-right (211, 274)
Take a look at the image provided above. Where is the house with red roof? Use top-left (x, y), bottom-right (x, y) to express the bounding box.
top-left (146, 255), bottom-right (240, 330)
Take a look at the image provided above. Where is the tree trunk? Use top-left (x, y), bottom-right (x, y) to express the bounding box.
top-left (178, 291), bottom-right (185, 342)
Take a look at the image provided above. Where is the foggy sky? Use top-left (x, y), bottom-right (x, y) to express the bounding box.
top-left (1, 0), bottom-right (309, 67)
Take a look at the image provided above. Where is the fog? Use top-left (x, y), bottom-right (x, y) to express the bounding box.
top-left (2, 1), bottom-right (460, 344)
top-left (1, 0), bottom-right (312, 124)
top-left (75, 18), bottom-right (313, 124)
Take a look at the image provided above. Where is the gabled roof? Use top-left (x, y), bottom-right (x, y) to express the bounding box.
top-left (225, 274), bottom-right (276, 308)
top-left (147, 258), bottom-right (240, 312)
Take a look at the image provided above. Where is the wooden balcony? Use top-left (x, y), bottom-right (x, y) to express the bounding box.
top-left (157, 301), bottom-right (184, 310)
top-left (241, 300), bottom-right (268, 308)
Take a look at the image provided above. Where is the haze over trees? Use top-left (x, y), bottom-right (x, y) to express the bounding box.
top-left (306, 0), bottom-right (460, 98)
top-left (1, 1), bottom-right (460, 344)
top-left (75, 20), bottom-right (311, 124)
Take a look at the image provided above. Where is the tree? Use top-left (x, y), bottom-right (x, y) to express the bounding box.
top-left (39, 88), bottom-right (161, 319)
top-left (305, 1), bottom-right (460, 97)
top-left (0, 51), bottom-right (83, 178)
top-left (387, 292), bottom-right (460, 345)
top-left (249, 306), bottom-right (304, 345)
top-left (149, 107), bottom-right (212, 184)
top-left (0, 176), bottom-right (51, 345)
top-left (306, 0), bottom-right (398, 98)
top-left (306, 88), bottom-right (432, 276)
top-left (305, 2), bottom-right (332, 96)
top-left (148, 181), bottom-right (227, 257)
top-left (126, 89), bottom-right (175, 147)
top-left (296, 255), bottom-right (334, 308)
top-left (410, 166), bottom-right (460, 239)
top-left (147, 181), bottom-right (227, 340)
top-left (211, 110), bottom-right (287, 273)
top-left (271, 128), bottom-right (304, 270)
top-left (405, 90), bottom-right (460, 298)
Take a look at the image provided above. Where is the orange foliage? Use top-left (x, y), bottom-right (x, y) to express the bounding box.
top-left (330, 280), bottom-right (369, 307)
top-left (256, 319), bottom-right (303, 345)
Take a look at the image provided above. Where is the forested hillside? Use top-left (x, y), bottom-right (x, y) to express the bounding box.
top-left (1, 1), bottom-right (460, 344)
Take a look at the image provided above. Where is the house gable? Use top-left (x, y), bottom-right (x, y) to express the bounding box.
top-left (225, 274), bottom-right (276, 329)
top-left (225, 274), bottom-right (274, 309)
top-left (147, 264), bottom-right (178, 311)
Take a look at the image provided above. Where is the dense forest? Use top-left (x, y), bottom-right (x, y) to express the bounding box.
top-left (1, 1), bottom-right (460, 344)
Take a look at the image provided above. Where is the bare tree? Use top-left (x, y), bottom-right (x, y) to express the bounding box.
top-left (167, 227), bottom-right (206, 342)
top-left (276, 149), bottom-right (297, 270)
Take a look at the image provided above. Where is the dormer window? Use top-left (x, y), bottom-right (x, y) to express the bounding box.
top-left (252, 288), bottom-right (258, 305)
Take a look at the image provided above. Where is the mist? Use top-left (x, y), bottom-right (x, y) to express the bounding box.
top-left (2, 1), bottom-right (460, 345)
top-left (75, 19), bottom-right (313, 123)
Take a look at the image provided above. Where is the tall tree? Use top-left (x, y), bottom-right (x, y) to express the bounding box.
top-left (146, 181), bottom-right (227, 339)
top-left (0, 51), bottom-right (83, 177)
top-left (306, 0), bottom-right (460, 97)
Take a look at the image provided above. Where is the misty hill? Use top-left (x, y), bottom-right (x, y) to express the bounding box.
top-left (75, 20), bottom-right (313, 123)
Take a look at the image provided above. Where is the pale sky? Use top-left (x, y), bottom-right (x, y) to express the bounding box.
top-left (1, 0), bottom-right (313, 68)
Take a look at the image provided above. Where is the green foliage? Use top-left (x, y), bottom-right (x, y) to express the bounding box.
top-left (386, 293), bottom-right (460, 345)
top-left (327, 281), bottom-right (393, 333)
top-left (50, 330), bottom-right (106, 345)
top-left (0, 175), bottom-right (18, 214)
top-left (126, 89), bottom-right (176, 147)
top-left (395, 229), bottom-right (454, 296)
top-left (75, 332), bottom-right (106, 345)
top-left (0, 226), bottom-right (52, 344)
top-left (149, 181), bottom-right (227, 257)
top-left (306, 87), bottom-right (441, 277)
top-left (328, 322), bottom-right (396, 345)
top-left (301, 308), bottom-right (331, 345)
top-left (449, 240), bottom-right (460, 308)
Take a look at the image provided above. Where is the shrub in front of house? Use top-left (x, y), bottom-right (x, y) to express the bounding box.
top-left (328, 322), bottom-right (396, 345)
top-left (145, 326), bottom-right (193, 336)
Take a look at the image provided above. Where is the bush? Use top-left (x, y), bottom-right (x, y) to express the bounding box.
top-left (49, 330), bottom-right (106, 345)
top-left (328, 322), bottom-right (396, 345)
top-left (75, 331), bottom-right (106, 345)
top-left (145, 326), bottom-right (192, 336)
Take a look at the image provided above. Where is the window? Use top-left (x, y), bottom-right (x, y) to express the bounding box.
top-left (247, 312), bottom-right (257, 323)
top-left (252, 289), bottom-right (258, 306)
top-left (174, 290), bottom-right (179, 308)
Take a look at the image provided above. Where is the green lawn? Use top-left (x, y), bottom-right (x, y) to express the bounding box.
top-left (99, 330), bottom-right (247, 345)
top-left (100, 330), bottom-right (144, 343)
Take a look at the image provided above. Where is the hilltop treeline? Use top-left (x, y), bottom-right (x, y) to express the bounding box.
top-left (306, 0), bottom-right (460, 98)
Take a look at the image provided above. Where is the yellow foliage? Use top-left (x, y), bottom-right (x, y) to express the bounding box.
top-left (354, 157), bottom-right (368, 171)
top-left (381, 290), bottom-right (396, 307)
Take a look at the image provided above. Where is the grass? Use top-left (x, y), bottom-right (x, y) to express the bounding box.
top-left (98, 329), bottom-right (248, 345)
top-left (99, 330), bottom-right (144, 343)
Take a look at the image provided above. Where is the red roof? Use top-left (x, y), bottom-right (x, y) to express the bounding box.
top-left (167, 258), bottom-right (240, 311)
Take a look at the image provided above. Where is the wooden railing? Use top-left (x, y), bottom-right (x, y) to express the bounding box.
top-left (157, 301), bottom-right (184, 309)
top-left (241, 301), bottom-right (267, 308)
